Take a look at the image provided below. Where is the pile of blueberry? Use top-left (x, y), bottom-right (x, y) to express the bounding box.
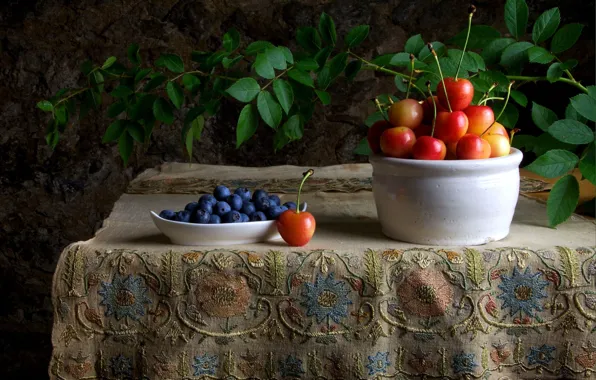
top-left (158, 185), bottom-right (297, 224)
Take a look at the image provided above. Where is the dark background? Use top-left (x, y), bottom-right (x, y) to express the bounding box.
top-left (0, 0), bottom-right (593, 378)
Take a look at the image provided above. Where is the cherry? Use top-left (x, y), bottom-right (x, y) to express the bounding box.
top-left (464, 105), bottom-right (495, 136)
top-left (380, 126), bottom-right (416, 158)
top-left (456, 133), bottom-right (491, 159)
top-left (484, 121), bottom-right (508, 137)
top-left (366, 120), bottom-right (392, 154)
top-left (437, 78), bottom-right (475, 111)
top-left (482, 134), bottom-right (511, 157)
top-left (277, 170), bottom-right (316, 247)
top-left (445, 141), bottom-right (458, 160)
top-left (412, 136), bottom-right (446, 160)
top-left (388, 99), bottom-right (424, 129)
top-left (421, 96), bottom-right (446, 124)
top-left (434, 111), bottom-right (469, 144)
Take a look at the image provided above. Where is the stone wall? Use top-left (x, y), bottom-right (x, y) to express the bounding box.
top-left (0, 0), bottom-right (593, 377)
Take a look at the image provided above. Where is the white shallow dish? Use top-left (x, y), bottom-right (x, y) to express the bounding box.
top-left (150, 211), bottom-right (283, 246)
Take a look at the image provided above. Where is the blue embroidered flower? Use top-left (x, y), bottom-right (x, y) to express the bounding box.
top-left (110, 354), bottom-right (132, 378)
top-left (367, 351), bottom-right (390, 376)
top-left (99, 274), bottom-right (151, 320)
top-left (301, 273), bottom-right (352, 324)
top-left (192, 354), bottom-right (218, 376)
top-left (452, 352), bottom-right (477, 374)
top-left (497, 266), bottom-right (549, 317)
top-left (527, 345), bottom-right (556, 366)
top-left (279, 355), bottom-right (305, 377)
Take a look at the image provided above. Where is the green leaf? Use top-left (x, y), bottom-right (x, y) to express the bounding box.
top-left (468, 52), bottom-right (486, 71)
top-left (528, 46), bottom-right (555, 64)
top-left (272, 79), bottom-right (294, 115)
top-left (152, 98), bottom-right (174, 125)
top-left (449, 25), bottom-right (501, 49)
top-left (118, 131), bottom-right (134, 166)
top-left (546, 62), bottom-right (564, 82)
top-left (107, 101), bottom-right (126, 118)
top-left (587, 86), bottom-right (596, 100)
top-left (236, 104), bottom-right (258, 148)
top-left (110, 85), bottom-right (133, 98)
top-left (80, 60), bottom-right (93, 76)
top-left (532, 7), bottom-right (560, 44)
top-left (155, 54), bottom-right (184, 73)
top-left (225, 78), bottom-right (261, 102)
top-left (316, 67), bottom-right (331, 90)
top-left (565, 102), bottom-right (588, 123)
top-left (287, 69), bottom-right (314, 88)
top-left (512, 134), bottom-right (536, 151)
top-left (579, 142), bottom-right (596, 185)
top-left (101, 56), bottom-right (117, 70)
top-left (222, 28), bottom-right (240, 51)
top-left (419, 42), bottom-right (446, 62)
top-left (371, 54), bottom-right (395, 66)
top-left (190, 51), bottom-right (211, 64)
top-left (404, 34), bottom-right (425, 55)
top-left (328, 52), bottom-right (348, 79)
top-left (354, 137), bottom-right (372, 155)
top-left (90, 71), bottom-right (104, 92)
top-left (345, 60), bottom-right (362, 81)
top-left (315, 90), bottom-right (331, 105)
top-left (254, 52), bottom-right (275, 79)
top-left (494, 103), bottom-right (519, 129)
top-left (166, 81), bottom-right (184, 110)
top-left (127, 43), bottom-right (141, 65)
top-left (222, 55), bottom-right (243, 69)
top-left (245, 41), bottom-right (275, 56)
top-left (346, 25), bottom-right (370, 48)
top-left (510, 90), bottom-right (528, 107)
top-left (134, 68), bottom-right (152, 83)
top-left (129, 94), bottom-right (157, 122)
top-left (547, 175), bottom-right (579, 227)
top-left (505, 0), bottom-right (529, 39)
top-left (185, 114), bottom-right (204, 160)
top-left (182, 74), bottom-right (201, 93)
top-left (365, 112), bottom-right (387, 127)
top-left (531, 102), bottom-right (558, 132)
top-left (314, 47), bottom-right (333, 71)
top-left (266, 47), bottom-right (287, 70)
top-left (54, 105), bottom-right (68, 125)
top-left (296, 27), bottom-right (321, 53)
top-left (84, 89), bottom-right (102, 111)
top-left (549, 119), bottom-right (594, 145)
top-left (37, 100), bottom-right (53, 112)
top-left (551, 23), bottom-right (584, 54)
top-left (103, 119), bottom-right (127, 143)
top-left (447, 49), bottom-right (478, 72)
top-left (295, 58), bottom-right (318, 71)
top-left (500, 41), bottom-right (533, 67)
top-left (281, 114), bottom-right (303, 140)
top-left (279, 46), bottom-right (294, 64)
top-left (143, 74), bottom-right (167, 91)
top-left (204, 50), bottom-right (229, 69)
top-left (127, 121), bottom-right (145, 143)
top-left (394, 75), bottom-right (407, 92)
top-left (318, 12), bottom-right (337, 46)
top-left (481, 38), bottom-right (515, 64)
top-left (532, 133), bottom-right (575, 156)
top-left (257, 91), bottom-right (282, 129)
top-left (525, 149), bottom-right (579, 178)
top-left (570, 94), bottom-right (596, 122)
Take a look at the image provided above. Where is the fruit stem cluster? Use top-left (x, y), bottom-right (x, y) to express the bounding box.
top-left (480, 81), bottom-right (514, 137)
top-left (296, 169), bottom-right (314, 214)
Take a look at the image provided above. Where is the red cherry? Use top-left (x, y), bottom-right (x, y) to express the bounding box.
top-left (277, 210), bottom-right (316, 247)
top-left (434, 111), bottom-right (469, 143)
top-left (456, 133), bottom-right (491, 159)
top-left (421, 96), bottom-right (447, 124)
top-left (412, 136), bottom-right (447, 160)
top-left (388, 99), bottom-right (424, 129)
top-left (437, 77), bottom-right (474, 111)
top-left (464, 105), bottom-right (495, 136)
top-left (366, 120), bottom-right (392, 154)
top-left (380, 127), bottom-right (417, 158)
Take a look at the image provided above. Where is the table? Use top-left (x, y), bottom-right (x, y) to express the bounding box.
top-left (49, 164), bottom-right (596, 380)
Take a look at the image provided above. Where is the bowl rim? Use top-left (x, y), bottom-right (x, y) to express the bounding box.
top-left (369, 147), bottom-right (522, 168)
top-left (150, 210), bottom-right (276, 227)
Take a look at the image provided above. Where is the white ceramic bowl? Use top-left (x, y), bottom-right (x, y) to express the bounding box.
top-left (150, 211), bottom-right (282, 246)
top-left (369, 148), bottom-right (523, 246)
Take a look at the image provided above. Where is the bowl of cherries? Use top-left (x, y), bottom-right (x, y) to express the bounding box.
top-left (367, 48), bottom-right (523, 246)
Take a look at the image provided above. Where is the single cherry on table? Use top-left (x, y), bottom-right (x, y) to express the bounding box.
top-left (277, 169), bottom-right (316, 247)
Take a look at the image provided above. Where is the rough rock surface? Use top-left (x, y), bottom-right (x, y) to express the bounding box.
top-left (0, 0), bottom-right (593, 377)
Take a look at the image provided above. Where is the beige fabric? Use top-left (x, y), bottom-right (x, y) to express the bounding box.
top-left (50, 164), bottom-right (596, 380)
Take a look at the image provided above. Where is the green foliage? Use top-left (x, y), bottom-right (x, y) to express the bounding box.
top-left (532, 8), bottom-right (560, 44)
top-left (505, 0), bottom-right (529, 40)
top-left (547, 175), bottom-right (579, 227)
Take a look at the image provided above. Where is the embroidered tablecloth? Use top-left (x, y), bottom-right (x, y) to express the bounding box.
top-left (49, 164), bottom-right (596, 380)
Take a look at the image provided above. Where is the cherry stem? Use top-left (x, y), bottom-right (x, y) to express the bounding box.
top-left (480, 81), bottom-right (515, 137)
top-left (455, 5), bottom-right (476, 80)
top-left (374, 98), bottom-right (390, 123)
top-left (427, 82), bottom-right (437, 137)
top-left (479, 96), bottom-right (505, 105)
top-left (296, 169), bottom-right (314, 214)
top-left (428, 43), bottom-right (453, 112)
top-left (510, 128), bottom-right (521, 146)
top-left (477, 82), bottom-right (499, 104)
top-left (406, 53), bottom-right (415, 99)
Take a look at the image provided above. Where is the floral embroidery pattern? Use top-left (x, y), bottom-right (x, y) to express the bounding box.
top-left (110, 354), bottom-right (132, 378)
top-left (279, 355), bottom-right (305, 377)
top-left (367, 351), bottom-right (390, 376)
top-left (497, 266), bottom-right (549, 317)
top-left (195, 271), bottom-right (251, 318)
top-left (397, 269), bottom-right (454, 317)
top-left (192, 353), bottom-right (219, 376)
top-left (527, 345), bottom-right (556, 366)
top-left (452, 352), bottom-right (477, 374)
top-left (301, 273), bottom-right (352, 323)
top-left (98, 274), bottom-right (151, 320)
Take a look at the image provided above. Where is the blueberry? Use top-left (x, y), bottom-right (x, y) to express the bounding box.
top-left (222, 210), bottom-right (242, 223)
top-left (252, 189), bottom-right (268, 202)
top-left (199, 194), bottom-right (217, 206)
top-left (254, 197), bottom-right (271, 212)
top-left (280, 206), bottom-right (289, 213)
top-left (198, 200), bottom-right (213, 214)
top-left (191, 209), bottom-right (210, 224)
top-left (159, 210), bottom-right (176, 220)
top-left (240, 213), bottom-right (249, 222)
top-left (234, 187), bottom-right (252, 202)
top-left (283, 201), bottom-right (297, 211)
top-left (266, 205), bottom-right (285, 220)
top-left (268, 195), bottom-right (281, 206)
top-left (227, 194), bottom-right (243, 211)
top-left (209, 214), bottom-right (221, 224)
top-left (250, 211), bottom-right (267, 221)
top-left (174, 210), bottom-right (191, 223)
top-left (214, 185), bottom-right (231, 201)
top-left (241, 201), bottom-right (256, 215)
top-left (214, 201), bottom-right (231, 216)
top-left (184, 202), bottom-right (199, 213)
